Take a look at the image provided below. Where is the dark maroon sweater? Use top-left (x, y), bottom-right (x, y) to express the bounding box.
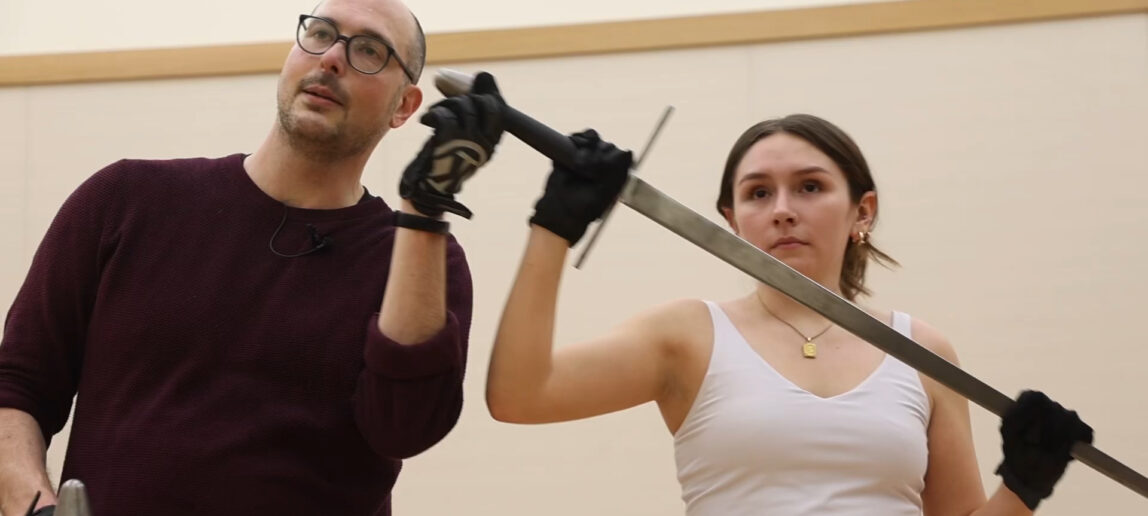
top-left (0, 154), bottom-right (472, 515)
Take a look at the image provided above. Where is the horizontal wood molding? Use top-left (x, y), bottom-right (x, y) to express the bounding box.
top-left (1, 0), bottom-right (1145, 86)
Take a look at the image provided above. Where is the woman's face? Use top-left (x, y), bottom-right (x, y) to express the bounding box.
top-left (723, 132), bottom-right (874, 289)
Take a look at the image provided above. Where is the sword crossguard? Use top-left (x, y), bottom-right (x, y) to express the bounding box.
top-left (574, 105), bottom-right (673, 269)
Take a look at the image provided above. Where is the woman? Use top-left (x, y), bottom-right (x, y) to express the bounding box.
top-left (487, 115), bottom-right (1092, 515)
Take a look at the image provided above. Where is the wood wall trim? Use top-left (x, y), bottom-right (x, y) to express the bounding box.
top-left (2, 0), bottom-right (1145, 86)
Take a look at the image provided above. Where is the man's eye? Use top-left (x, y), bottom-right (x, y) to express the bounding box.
top-left (309, 28), bottom-right (335, 41)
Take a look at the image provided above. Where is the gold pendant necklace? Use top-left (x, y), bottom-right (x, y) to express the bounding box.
top-left (755, 292), bottom-right (833, 359)
top-left (801, 340), bottom-right (819, 359)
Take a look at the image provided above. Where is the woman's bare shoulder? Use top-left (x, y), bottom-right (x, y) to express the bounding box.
top-left (611, 298), bottom-right (715, 353)
top-left (625, 298), bottom-right (713, 333)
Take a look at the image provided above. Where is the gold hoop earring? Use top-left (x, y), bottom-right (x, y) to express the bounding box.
top-left (854, 231), bottom-right (870, 246)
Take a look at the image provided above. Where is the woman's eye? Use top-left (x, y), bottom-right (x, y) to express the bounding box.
top-left (800, 181), bottom-right (822, 193)
top-left (751, 188), bottom-right (769, 199)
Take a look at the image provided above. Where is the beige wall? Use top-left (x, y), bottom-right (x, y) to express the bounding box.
top-left (1, 11), bottom-right (1147, 516)
top-left (0, 0), bottom-right (879, 55)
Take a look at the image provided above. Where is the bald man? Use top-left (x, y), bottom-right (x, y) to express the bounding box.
top-left (0, 0), bottom-right (506, 513)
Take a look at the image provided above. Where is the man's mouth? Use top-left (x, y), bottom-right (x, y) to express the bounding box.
top-left (302, 86), bottom-right (343, 106)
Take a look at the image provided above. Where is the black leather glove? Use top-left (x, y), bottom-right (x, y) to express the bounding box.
top-left (529, 129), bottom-right (632, 246)
top-left (996, 390), bottom-right (1093, 510)
top-left (399, 71), bottom-right (505, 218)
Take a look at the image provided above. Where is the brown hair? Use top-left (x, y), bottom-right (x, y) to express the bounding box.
top-left (715, 114), bottom-right (897, 300)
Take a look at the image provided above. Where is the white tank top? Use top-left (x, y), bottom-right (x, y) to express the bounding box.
top-left (673, 301), bottom-right (931, 516)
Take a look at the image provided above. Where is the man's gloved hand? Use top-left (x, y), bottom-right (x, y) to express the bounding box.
top-left (399, 71), bottom-right (505, 219)
top-left (996, 390), bottom-right (1093, 510)
top-left (529, 129), bottom-right (632, 246)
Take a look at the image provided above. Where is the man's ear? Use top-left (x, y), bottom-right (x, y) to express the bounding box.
top-left (390, 85), bottom-right (423, 129)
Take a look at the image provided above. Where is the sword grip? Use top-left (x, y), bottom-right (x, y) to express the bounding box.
top-left (434, 69), bottom-right (578, 169)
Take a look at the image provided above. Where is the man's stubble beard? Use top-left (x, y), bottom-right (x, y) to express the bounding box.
top-left (276, 88), bottom-right (400, 163)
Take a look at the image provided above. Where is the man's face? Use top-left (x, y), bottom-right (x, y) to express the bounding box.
top-left (275, 0), bottom-right (422, 160)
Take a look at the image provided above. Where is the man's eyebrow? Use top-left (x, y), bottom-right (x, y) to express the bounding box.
top-left (358, 27), bottom-right (394, 46)
top-left (317, 15), bottom-right (398, 47)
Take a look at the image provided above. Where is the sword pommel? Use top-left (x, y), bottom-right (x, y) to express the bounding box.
top-left (55, 479), bottom-right (93, 516)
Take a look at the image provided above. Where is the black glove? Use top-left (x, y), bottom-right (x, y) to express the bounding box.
top-left (529, 129), bottom-right (632, 246)
top-left (996, 390), bottom-right (1093, 510)
top-left (399, 71), bottom-right (505, 218)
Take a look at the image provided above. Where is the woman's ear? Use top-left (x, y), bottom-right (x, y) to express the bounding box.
top-left (722, 206), bottom-right (739, 234)
top-left (853, 191), bottom-right (877, 233)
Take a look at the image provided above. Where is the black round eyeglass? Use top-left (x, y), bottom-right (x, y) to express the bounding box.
top-left (296, 14), bottom-right (416, 82)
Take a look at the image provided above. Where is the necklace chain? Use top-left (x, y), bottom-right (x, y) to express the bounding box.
top-left (754, 292), bottom-right (833, 348)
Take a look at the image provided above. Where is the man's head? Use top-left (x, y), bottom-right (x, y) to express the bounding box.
top-left (275, 0), bottom-right (426, 161)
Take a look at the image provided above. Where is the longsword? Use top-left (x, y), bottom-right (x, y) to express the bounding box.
top-left (435, 68), bottom-right (1148, 499)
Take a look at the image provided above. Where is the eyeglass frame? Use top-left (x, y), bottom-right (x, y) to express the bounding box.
top-left (295, 14), bottom-right (417, 82)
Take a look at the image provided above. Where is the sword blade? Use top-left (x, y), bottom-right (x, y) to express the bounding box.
top-left (620, 175), bottom-right (1148, 499)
